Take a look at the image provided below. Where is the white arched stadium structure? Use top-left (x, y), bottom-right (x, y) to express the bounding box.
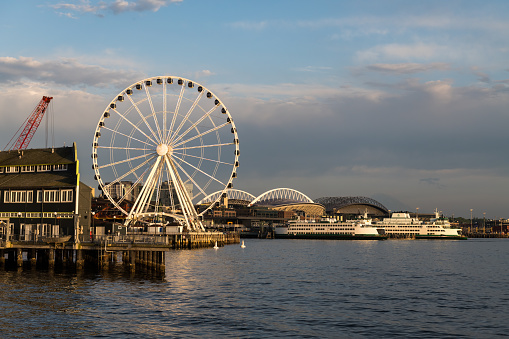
top-left (199, 188), bottom-right (326, 216)
top-left (196, 189), bottom-right (389, 218)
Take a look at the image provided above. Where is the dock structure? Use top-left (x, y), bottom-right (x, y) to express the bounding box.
top-left (0, 232), bottom-right (239, 272)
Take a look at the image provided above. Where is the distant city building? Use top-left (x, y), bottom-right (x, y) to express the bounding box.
top-left (103, 181), bottom-right (142, 202)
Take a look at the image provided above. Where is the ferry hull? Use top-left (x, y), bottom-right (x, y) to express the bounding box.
top-left (415, 235), bottom-right (467, 240)
top-left (275, 233), bottom-right (387, 240)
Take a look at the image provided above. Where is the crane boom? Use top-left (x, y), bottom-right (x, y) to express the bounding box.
top-left (5, 96), bottom-right (53, 151)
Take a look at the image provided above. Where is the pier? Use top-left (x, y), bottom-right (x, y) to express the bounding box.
top-left (0, 232), bottom-right (239, 272)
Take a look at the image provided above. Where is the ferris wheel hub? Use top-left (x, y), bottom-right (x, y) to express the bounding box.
top-left (156, 143), bottom-right (169, 156)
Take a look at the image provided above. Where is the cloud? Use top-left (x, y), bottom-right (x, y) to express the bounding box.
top-left (0, 56), bottom-right (143, 88)
top-left (356, 43), bottom-right (447, 62)
top-left (50, 0), bottom-right (182, 16)
top-left (228, 21), bottom-right (268, 31)
top-left (194, 70), bottom-right (214, 79)
top-left (365, 63), bottom-right (450, 75)
top-left (420, 178), bottom-right (445, 189)
top-left (294, 66), bottom-right (333, 73)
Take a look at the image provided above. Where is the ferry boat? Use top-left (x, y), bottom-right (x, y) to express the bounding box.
top-left (274, 217), bottom-right (387, 240)
top-left (377, 209), bottom-right (466, 240)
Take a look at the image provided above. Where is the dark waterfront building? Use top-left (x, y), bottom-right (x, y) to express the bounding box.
top-left (0, 144), bottom-right (93, 242)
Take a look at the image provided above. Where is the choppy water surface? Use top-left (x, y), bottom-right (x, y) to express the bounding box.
top-left (1, 239), bottom-right (508, 338)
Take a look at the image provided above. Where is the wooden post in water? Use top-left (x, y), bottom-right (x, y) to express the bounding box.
top-left (30, 249), bottom-right (37, 268)
top-left (16, 248), bottom-right (23, 267)
top-left (130, 250), bottom-right (136, 271)
top-left (48, 249), bottom-right (55, 268)
top-left (76, 249), bottom-right (84, 270)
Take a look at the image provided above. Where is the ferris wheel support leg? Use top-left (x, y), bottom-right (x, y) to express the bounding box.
top-left (164, 155), bottom-right (204, 232)
top-left (127, 156), bottom-right (162, 223)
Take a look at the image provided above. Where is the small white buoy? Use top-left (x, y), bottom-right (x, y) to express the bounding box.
top-left (213, 241), bottom-right (219, 249)
top-left (240, 240), bottom-right (246, 248)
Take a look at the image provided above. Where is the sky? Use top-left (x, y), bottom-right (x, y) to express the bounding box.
top-left (0, 0), bottom-right (508, 218)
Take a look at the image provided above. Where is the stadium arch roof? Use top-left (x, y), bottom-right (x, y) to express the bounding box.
top-left (314, 196), bottom-right (389, 216)
top-left (250, 188), bottom-right (325, 216)
top-left (197, 189), bottom-right (256, 205)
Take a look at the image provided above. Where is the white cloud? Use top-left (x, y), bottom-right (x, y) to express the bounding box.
top-left (366, 62), bottom-right (450, 74)
top-left (194, 70), bottom-right (214, 79)
top-left (228, 21), bottom-right (268, 31)
top-left (0, 56), bottom-right (143, 88)
top-left (50, 0), bottom-right (182, 16)
top-left (356, 43), bottom-right (447, 62)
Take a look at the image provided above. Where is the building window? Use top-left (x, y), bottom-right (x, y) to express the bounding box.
top-left (21, 165), bottom-right (36, 173)
top-left (53, 164), bottom-right (68, 171)
top-left (61, 189), bottom-right (73, 203)
top-left (37, 165), bottom-right (51, 172)
top-left (5, 166), bottom-right (18, 173)
top-left (43, 190), bottom-right (60, 203)
top-left (0, 167), bottom-right (3, 173)
top-left (5, 190), bottom-right (33, 203)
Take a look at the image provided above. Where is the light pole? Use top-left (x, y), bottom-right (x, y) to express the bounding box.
top-left (91, 212), bottom-right (95, 242)
top-left (470, 209), bottom-right (473, 234)
top-left (483, 212), bottom-right (486, 234)
top-left (416, 207), bottom-right (419, 221)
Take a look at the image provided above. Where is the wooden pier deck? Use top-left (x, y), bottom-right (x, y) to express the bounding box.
top-left (0, 232), bottom-right (239, 273)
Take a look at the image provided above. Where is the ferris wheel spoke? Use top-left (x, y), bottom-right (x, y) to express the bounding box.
top-left (171, 156), bottom-right (207, 198)
top-left (166, 84), bottom-right (185, 144)
top-left (125, 95), bottom-right (160, 144)
top-left (173, 122), bottom-right (230, 148)
top-left (163, 82), bottom-right (167, 146)
top-left (169, 90), bottom-right (204, 144)
top-left (172, 154), bottom-right (227, 186)
top-left (172, 151), bottom-right (233, 166)
top-left (170, 105), bottom-right (220, 145)
top-left (101, 126), bottom-right (156, 148)
top-left (98, 152), bottom-right (156, 170)
top-left (145, 85), bottom-right (163, 142)
top-left (103, 155), bottom-right (157, 189)
top-left (97, 146), bottom-right (151, 152)
top-left (173, 142), bottom-right (233, 152)
top-left (110, 107), bottom-right (159, 145)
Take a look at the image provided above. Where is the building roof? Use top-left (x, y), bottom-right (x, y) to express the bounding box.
top-left (0, 171), bottom-right (77, 189)
top-left (0, 145), bottom-right (78, 189)
top-left (0, 145), bottom-right (76, 167)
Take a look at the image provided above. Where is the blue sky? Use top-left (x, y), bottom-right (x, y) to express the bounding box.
top-left (0, 0), bottom-right (508, 218)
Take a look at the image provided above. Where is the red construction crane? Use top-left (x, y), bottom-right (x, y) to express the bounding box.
top-left (4, 96), bottom-right (53, 151)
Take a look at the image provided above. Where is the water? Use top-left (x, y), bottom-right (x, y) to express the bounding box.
top-left (1, 239), bottom-right (508, 338)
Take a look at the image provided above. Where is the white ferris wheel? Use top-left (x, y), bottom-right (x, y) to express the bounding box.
top-left (92, 76), bottom-right (239, 232)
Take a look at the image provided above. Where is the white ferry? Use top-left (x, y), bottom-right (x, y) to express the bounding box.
top-left (274, 217), bottom-right (387, 240)
top-left (377, 209), bottom-right (466, 240)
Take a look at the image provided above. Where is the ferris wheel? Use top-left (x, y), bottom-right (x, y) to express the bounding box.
top-left (92, 76), bottom-right (239, 231)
